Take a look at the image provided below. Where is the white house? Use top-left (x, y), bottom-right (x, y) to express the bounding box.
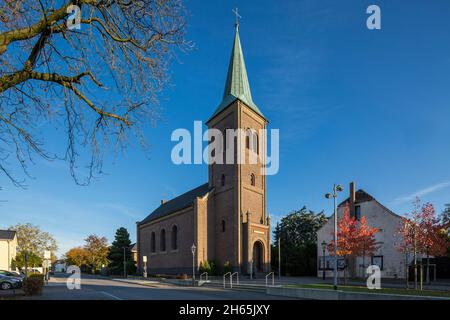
top-left (317, 182), bottom-right (417, 279)
top-left (0, 230), bottom-right (17, 271)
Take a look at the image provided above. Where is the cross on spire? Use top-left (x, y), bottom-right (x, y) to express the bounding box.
top-left (232, 7), bottom-right (241, 30)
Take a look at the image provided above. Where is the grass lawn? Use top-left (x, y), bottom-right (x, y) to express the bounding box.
top-left (285, 284), bottom-right (450, 298)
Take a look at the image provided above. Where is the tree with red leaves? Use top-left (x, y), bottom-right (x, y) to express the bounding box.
top-left (328, 204), bottom-right (379, 282)
top-left (357, 216), bottom-right (380, 271)
top-left (397, 198), bottom-right (448, 289)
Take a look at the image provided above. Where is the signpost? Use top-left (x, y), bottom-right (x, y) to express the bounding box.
top-left (44, 250), bottom-right (51, 283)
top-left (143, 256), bottom-right (148, 278)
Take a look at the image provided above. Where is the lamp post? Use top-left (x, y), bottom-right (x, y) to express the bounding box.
top-left (325, 183), bottom-right (343, 290)
top-left (321, 241), bottom-right (327, 280)
top-left (277, 222), bottom-right (281, 280)
top-left (123, 247), bottom-right (127, 278)
top-left (191, 244), bottom-right (196, 286)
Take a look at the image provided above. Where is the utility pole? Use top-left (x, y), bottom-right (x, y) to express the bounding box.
top-left (123, 247), bottom-right (127, 278)
top-left (325, 184), bottom-right (344, 290)
top-left (278, 235), bottom-right (281, 280)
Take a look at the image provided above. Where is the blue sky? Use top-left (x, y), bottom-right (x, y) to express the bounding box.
top-left (1, 0), bottom-right (450, 256)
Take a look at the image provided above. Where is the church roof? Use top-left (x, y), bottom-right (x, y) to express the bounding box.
top-left (207, 26), bottom-right (265, 123)
top-left (0, 229), bottom-right (16, 240)
top-left (139, 183), bottom-right (210, 225)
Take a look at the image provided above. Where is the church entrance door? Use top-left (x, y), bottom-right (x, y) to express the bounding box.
top-left (253, 241), bottom-right (264, 273)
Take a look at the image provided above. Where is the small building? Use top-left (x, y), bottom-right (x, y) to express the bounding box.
top-left (317, 182), bottom-right (418, 279)
top-left (0, 230), bottom-right (17, 271)
top-left (130, 243), bottom-right (137, 267)
top-left (53, 260), bottom-right (67, 273)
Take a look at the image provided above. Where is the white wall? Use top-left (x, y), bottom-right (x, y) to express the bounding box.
top-left (317, 200), bottom-right (416, 279)
top-left (0, 239), bottom-right (17, 271)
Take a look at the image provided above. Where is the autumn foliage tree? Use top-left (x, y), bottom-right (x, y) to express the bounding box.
top-left (84, 235), bottom-right (109, 273)
top-left (328, 204), bottom-right (379, 281)
top-left (65, 247), bottom-right (88, 268)
top-left (396, 198), bottom-right (448, 288)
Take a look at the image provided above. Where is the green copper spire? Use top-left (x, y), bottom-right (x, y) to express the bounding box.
top-left (208, 24), bottom-right (264, 122)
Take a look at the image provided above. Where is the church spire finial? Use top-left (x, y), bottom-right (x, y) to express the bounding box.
top-left (206, 9), bottom-right (265, 123)
top-left (232, 7), bottom-right (241, 31)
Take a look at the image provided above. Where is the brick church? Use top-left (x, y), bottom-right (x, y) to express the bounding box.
top-left (136, 22), bottom-right (271, 275)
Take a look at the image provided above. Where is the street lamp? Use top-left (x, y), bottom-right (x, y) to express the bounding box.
top-left (123, 247), bottom-right (127, 278)
top-left (325, 183), bottom-right (343, 290)
top-left (191, 244), bottom-right (197, 286)
top-left (321, 241), bottom-right (327, 280)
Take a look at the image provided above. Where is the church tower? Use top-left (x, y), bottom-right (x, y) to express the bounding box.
top-left (206, 20), bottom-right (271, 274)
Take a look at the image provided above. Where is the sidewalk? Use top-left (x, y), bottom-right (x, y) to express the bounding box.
top-left (111, 278), bottom-right (161, 287)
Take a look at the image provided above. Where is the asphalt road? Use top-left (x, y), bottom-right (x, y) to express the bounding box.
top-left (26, 274), bottom-right (296, 300)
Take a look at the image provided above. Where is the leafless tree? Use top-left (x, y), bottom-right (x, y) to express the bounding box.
top-left (0, 0), bottom-right (189, 187)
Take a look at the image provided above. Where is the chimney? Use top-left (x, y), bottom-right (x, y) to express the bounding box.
top-left (161, 199), bottom-right (167, 205)
top-left (350, 182), bottom-right (356, 204)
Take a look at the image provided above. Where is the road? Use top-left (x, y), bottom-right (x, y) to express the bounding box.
top-left (27, 273), bottom-right (296, 300)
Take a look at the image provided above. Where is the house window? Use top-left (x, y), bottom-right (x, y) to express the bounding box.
top-left (221, 220), bottom-right (226, 232)
top-left (221, 174), bottom-right (225, 187)
top-left (151, 232), bottom-right (156, 253)
top-left (160, 229), bottom-right (166, 252)
top-left (355, 205), bottom-right (361, 221)
top-left (250, 173), bottom-right (255, 186)
top-left (171, 225), bottom-right (178, 250)
top-left (371, 255), bottom-right (384, 270)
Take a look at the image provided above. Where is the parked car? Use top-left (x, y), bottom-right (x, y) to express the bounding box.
top-left (0, 270), bottom-right (25, 279)
top-left (0, 274), bottom-right (23, 290)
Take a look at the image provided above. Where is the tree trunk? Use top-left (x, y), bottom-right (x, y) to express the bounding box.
top-left (413, 231), bottom-right (417, 290)
top-left (362, 248), bottom-right (366, 279)
top-left (405, 251), bottom-right (409, 289)
top-left (426, 250), bottom-right (430, 284)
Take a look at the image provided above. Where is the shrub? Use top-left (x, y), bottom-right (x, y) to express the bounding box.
top-left (200, 260), bottom-right (217, 275)
top-left (23, 274), bottom-right (45, 296)
top-left (177, 274), bottom-right (188, 280)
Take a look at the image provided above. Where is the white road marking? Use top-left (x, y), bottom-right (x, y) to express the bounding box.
top-left (100, 291), bottom-right (123, 300)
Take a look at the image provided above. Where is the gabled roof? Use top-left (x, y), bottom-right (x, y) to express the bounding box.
top-left (338, 189), bottom-right (374, 207)
top-left (207, 27), bottom-right (264, 123)
top-left (139, 183), bottom-right (210, 225)
top-left (0, 230), bottom-right (16, 240)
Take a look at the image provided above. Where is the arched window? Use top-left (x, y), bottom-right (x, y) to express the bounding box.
top-left (250, 173), bottom-right (256, 186)
top-left (221, 220), bottom-right (226, 232)
top-left (151, 232), bottom-right (156, 253)
top-left (252, 133), bottom-right (258, 154)
top-left (246, 129), bottom-right (251, 149)
top-left (171, 225), bottom-right (178, 250)
top-left (246, 129), bottom-right (259, 154)
top-left (221, 174), bottom-right (225, 187)
top-left (160, 229), bottom-right (166, 252)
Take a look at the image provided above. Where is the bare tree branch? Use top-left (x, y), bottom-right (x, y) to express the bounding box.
top-left (0, 0), bottom-right (190, 186)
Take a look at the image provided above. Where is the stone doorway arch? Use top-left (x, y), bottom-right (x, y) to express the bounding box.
top-left (253, 241), bottom-right (264, 273)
